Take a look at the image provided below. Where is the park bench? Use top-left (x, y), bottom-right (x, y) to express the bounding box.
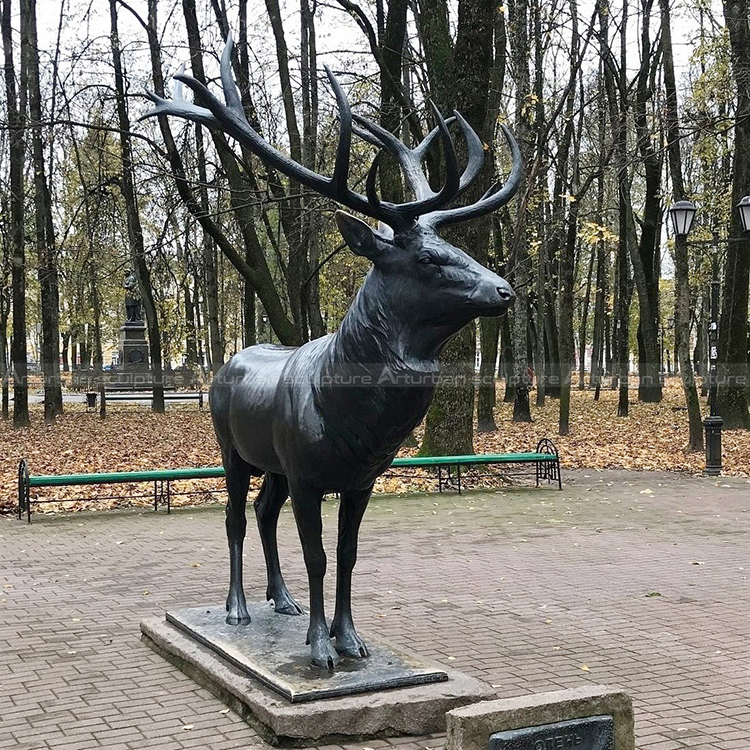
top-left (87, 389), bottom-right (205, 410)
top-left (17, 439), bottom-right (560, 522)
top-left (391, 439), bottom-right (561, 494)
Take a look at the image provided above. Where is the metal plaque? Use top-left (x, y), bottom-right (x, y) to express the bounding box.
top-left (489, 715), bottom-right (614, 750)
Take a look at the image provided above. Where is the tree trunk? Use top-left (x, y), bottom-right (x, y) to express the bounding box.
top-left (501, 312), bottom-right (515, 402)
top-left (244, 283), bottom-right (256, 348)
top-left (590, 63), bottom-right (607, 398)
top-left (61, 331), bottom-right (69, 372)
top-left (556, 0), bottom-right (580, 434)
top-left (0, 286), bottom-right (9, 420)
top-left (535, 225), bottom-right (547, 408)
top-left (600, 0), bottom-right (632, 417)
top-left (559, 201), bottom-right (579, 435)
top-left (579, 246), bottom-right (595, 389)
top-left (420, 0), bottom-right (497, 453)
top-left (477, 317), bottom-right (500, 432)
top-left (109, 0), bottom-right (165, 412)
top-left (184, 279), bottom-right (198, 368)
top-left (660, 0), bottom-right (703, 450)
top-left (90, 261), bottom-right (105, 419)
top-left (264, 0), bottom-right (310, 341)
top-left (22, 0), bottom-right (62, 422)
top-left (2, 0), bottom-right (29, 427)
top-left (590, 238), bottom-right (607, 394)
top-left (509, 0), bottom-right (533, 422)
top-left (632, 0), bottom-right (662, 404)
top-left (195, 124), bottom-right (224, 372)
top-left (718, 0), bottom-right (750, 428)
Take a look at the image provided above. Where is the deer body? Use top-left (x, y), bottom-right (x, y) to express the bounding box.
top-left (144, 34), bottom-right (522, 668)
top-left (213, 262), bottom-right (451, 491)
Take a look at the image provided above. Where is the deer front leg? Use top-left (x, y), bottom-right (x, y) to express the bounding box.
top-left (223, 449), bottom-right (252, 626)
top-left (330, 486), bottom-right (372, 658)
top-left (289, 482), bottom-right (338, 668)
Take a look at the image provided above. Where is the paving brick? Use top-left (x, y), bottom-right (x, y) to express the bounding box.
top-left (1, 469), bottom-right (748, 750)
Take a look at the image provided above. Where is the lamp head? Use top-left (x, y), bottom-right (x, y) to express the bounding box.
top-left (737, 196), bottom-right (750, 236)
top-left (669, 200), bottom-right (697, 238)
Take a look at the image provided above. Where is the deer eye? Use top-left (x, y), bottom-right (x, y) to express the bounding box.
top-left (418, 253), bottom-right (449, 267)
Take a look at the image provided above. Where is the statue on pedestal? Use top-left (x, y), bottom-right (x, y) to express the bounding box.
top-left (124, 270), bottom-right (142, 324)
top-left (143, 34), bottom-right (521, 670)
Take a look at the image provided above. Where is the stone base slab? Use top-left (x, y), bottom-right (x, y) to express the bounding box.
top-left (166, 604), bottom-right (448, 703)
top-left (141, 616), bottom-right (494, 746)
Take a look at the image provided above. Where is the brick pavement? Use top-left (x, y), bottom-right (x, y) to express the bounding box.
top-left (1, 469), bottom-right (749, 750)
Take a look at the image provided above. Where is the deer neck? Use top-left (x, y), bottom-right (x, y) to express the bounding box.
top-left (313, 271), bottom-right (440, 466)
top-left (332, 270), bottom-right (444, 373)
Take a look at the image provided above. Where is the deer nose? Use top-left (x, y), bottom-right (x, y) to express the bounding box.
top-left (496, 284), bottom-right (515, 307)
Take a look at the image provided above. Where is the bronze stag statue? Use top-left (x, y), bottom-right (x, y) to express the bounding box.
top-left (144, 34), bottom-right (521, 669)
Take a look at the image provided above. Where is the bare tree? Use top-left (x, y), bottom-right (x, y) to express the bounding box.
top-left (2, 0), bottom-right (29, 427)
top-left (109, 0), bottom-right (165, 412)
top-left (660, 0), bottom-right (703, 450)
top-left (717, 0), bottom-right (750, 428)
top-left (21, 0), bottom-right (63, 422)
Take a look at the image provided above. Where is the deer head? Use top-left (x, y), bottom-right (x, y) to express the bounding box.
top-left (142, 34), bottom-right (521, 344)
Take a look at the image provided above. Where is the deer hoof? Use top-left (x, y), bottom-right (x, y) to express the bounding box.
top-left (268, 586), bottom-right (304, 615)
top-left (226, 613), bottom-right (251, 626)
top-left (332, 626), bottom-right (369, 659)
top-left (309, 631), bottom-right (339, 669)
top-left (226, 594), bottom-right (251, 625)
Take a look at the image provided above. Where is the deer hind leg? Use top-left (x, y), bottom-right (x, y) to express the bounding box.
top-left (330, 486), bottom-right (372, 658)
top-left (289, 482), bottom-right (338, 669)
top-left (223, 448), bottom-right (252, 626)
top-left (254, 472), bottom-right (303, 615)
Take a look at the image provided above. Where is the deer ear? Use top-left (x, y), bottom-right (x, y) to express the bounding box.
top-left (335, 211), bottom-right (383, 261)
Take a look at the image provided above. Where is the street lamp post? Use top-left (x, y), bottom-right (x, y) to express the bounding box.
top-left (704, 236), bottom-right (723, 476)
top-left (668, 196), bottom-right (750, 476)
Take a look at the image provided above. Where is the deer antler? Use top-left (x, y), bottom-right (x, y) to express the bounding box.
top-left (142, 32), bottom-right (522, 230)
top-left (351, 107), bottom-right (483, 204)
top-left (420, 126), bottom-right (523, 228)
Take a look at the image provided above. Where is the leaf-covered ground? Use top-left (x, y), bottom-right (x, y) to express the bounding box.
top-left (2, 378), bottom-right (747, 514)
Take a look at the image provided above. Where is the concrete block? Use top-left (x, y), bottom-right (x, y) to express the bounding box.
top-left (141, 616), bottom-right (494, 746)
top-left (446, 686), bottom-right (634, 750)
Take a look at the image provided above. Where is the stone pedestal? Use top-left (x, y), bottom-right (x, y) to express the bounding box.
top-left (108, 321), bottom-right (152, 390)
top-left (141, 604), bottom-right (494, 746)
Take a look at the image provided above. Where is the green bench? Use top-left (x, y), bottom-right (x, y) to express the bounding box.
top-left (390, 439), bottom-right (561, 494)
top-left (17, 439), bottom-right (560, 522)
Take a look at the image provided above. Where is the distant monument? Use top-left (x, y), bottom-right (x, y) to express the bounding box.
top-left (108, 270), bottom-right (151, 389)
top-left (124, 270), bottom-right (142, 323)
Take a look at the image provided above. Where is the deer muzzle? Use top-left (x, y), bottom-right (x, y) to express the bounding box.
top-left (469, 275), bottom-right (515, 316)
